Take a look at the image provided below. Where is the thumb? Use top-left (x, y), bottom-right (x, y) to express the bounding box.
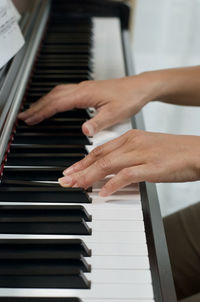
top-left (82, 108), bottom-right (113, 136)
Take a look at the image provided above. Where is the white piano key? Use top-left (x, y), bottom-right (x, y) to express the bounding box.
top-left (25, 231), bottom-right (146, 245)
top-left (92, 177), bottom-right (139, 191)
top-left (0, 232), bottom-right (147, 245)
top-left (78, 284), bottom-right (155, 299)
top-left (88, 220), bottom-right (145, 232)
top-left (88, 255), bottom-right (149, 270)
top-left (87, 207), bottom-right (143, 221)
top-left (88, 243), bottom-right (149, 257)
top-left (85, 269), bottom-right (152, 283)
top-left (93, 17), bottom-right (125, 80)
top-left (83, 231), bottom-right (146, 244)
top-left (90, 193), bottom-right (142, 204)
top-left (85, 283), bottom-right (154, 300)
top-left (0, 284), bottom-right (154, 299)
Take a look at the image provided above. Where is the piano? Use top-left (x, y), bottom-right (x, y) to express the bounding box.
top-left (0, 0), bottom-right (177, 301)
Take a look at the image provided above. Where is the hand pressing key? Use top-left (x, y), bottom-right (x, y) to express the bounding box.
top-left (58, 130), bottom-right (200, 196)
top-left (18, 75), bottom-right (153, 136)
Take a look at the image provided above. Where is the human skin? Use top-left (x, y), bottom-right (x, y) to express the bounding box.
top-left (18, 66), bottom-right (200, 196)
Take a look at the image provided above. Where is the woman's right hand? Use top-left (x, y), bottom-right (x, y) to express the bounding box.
top-left (18, 74), bottom-right (156, 136)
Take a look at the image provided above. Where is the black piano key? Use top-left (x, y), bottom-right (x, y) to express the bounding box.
top-left (10, 144), bottom-right (88, 154)
top-left (13, 133), bottom-right (91, 145)
top-left (31, 74), bottom-right (89, 82)
top-left (44, 37), bottom-right (92, 44)
top-left (47, 21), bottom-right (91, 26)
top-left (41, 45), bottom-right (90, 53)
top-left (48, 18), bottom-right (92, 27)
top-left (25, 92), bottom-right (47, 101)
top-left (36, 61), bottom-right (91, 70)
top-left (0, 257), bottom-right (90, 274)
top-left (0, 205), bottom-right (92, 222)
top-left (0, 187), bottom-right (92, 203)
top-left (40, 118), bottom-right (86, 126)
top-left (0, 179), bottom-right (91, 193)
top-left (31, 77), bottom-right (84, 85)
top-left (0, 239), bottom-right (91, 258)
top-left (6, 153), bottom-right (84, 166)
top-left (29, 78), bottom-right (91, 86)
top-left (37, 54), bottom-right (90, 61)
top-left (0, 218), bottom-right (91, 235)
top-left (17, 117), bottom-right (86, 126)
top-left (0, 273), bottom-right (90, 289)
top-left (47, 24), bottom-right (92, 30)
top-left (0, 298), bottom-right (82, 302)
top-left (47, 24), bottom-right (92, 32)
top-left (15, 124), bottom-right (83, 134)
top-left (0, 259), bottom-right (85, 274)
top-left (43, 32), bottom-right (92, 39)
top-left (46, 26), bottom-right (92, 32)
top-left (16, 124), bottom-right (84, 134)
top-left (34, 69), bottom-right (90, 75)
top-left (3, 166), bottom-right (70, 181)
top-left (27, 86), bottom-right (55, 92)
top-left (47, 27), bottom-right (92, 33)
top-left (1, 179), bottom-right (61, 187)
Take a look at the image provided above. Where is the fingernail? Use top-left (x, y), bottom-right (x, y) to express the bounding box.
top-left (58, 176), bottom-right (73, 187)
top-left (84, 123), bottom-right (94, 136)
top-left (99, 188), bottom-right (108, 197)
top-left (63, 166), bottom-right (74, 175)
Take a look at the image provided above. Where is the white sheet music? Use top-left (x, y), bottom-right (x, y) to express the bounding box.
top-left (0, 0), bottom-right (24, 69)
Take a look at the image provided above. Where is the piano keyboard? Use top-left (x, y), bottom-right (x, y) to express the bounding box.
top-left (0, 1), bottom-right (177, 302)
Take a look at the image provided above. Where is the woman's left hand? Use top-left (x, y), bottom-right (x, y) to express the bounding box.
top-left (58, 130), bottom-right (200, 196)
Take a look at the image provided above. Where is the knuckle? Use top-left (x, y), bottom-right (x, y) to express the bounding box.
top-left (74, 159), bottom-right (85, 171)
top-left (127, 129), bottom-right (144, 144)
top-left (121, 167), bottom-right (134, 179)
top-left (53, 85), bottom-right (63, 92)
top-left (95, 157), bottom-right (112, 172)
top-left (56, 84), bottom-right (70, 90)
top-left (79, 80), bottom-right (88, 88)
top-left (105, 178), bottom-right (116, 191)
top-left (76, 172), bottom-right (88, 188)
top-left (79, 80), bottom-right (93, 88)
top-left (90, 145), bottom-right (103, 159)
top-left (78, 81), bottom-right (96, 98)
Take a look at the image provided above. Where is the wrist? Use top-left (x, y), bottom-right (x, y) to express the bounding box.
top-left (137, 70), bottom-right (174, 104)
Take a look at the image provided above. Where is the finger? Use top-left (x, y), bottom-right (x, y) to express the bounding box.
top-left (18, 85), bottom-right (76, 124)
top-left (99, 164), bottom-right (150, 196)
top-left (82, 104), bottom-right (120, 136)
top-left (18, 98), bottom-right (46, 120)
top-left (59, 150), bottom-right (142, 189)
top-left (63, 132), bottom-right (128, 175)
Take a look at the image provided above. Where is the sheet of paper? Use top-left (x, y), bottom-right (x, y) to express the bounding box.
top-left (0, 0), bottom-right (24, 69)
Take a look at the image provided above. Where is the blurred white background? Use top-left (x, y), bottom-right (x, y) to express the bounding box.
top-left (132, 0), bottom-right (200, 216)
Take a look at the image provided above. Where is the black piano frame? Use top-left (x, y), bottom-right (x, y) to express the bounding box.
top-left (0, 0), bottom-right (177, 301)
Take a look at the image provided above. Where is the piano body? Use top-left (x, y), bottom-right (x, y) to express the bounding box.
top-left (0, 0), bottom-right (177, 301)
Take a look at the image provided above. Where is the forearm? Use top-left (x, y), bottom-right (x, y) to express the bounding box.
top-left (138, 66), bottom-right (200, 106)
